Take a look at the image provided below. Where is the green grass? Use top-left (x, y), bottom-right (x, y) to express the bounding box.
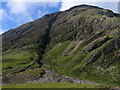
top-left (3, 83), bottom-right (106, 88)
top-left (3, 38), bottom-right (119, 86)
top-left (42, 38), bottom-right (120, 86)
top-left (2, 50), bottom-right (38, 72)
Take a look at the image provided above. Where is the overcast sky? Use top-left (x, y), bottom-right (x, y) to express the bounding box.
top-left (0, 0), bottom-right (119, 34)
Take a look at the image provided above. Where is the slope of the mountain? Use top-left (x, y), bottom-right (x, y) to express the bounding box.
top-left (2, 5), bottom-right (120, 85)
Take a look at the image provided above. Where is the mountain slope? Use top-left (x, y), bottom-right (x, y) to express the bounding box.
top-left (2, 5), bottom-right (120, 85)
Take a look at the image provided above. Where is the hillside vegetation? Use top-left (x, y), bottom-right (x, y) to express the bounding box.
top-left (2, 5), bottom-right (120, 86)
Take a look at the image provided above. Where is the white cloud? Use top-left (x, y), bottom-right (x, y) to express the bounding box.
top-left (0, 28), bottom-right (4, 34)
top-left (4, 0), bottom-right (33, 28)
top-left (60, 0), bottom-right (81, 11)
top-left (60, 0), bottom-right (101, 11)
top-left (5, 0), bottom-right (60, 24)
top-left (0, 32), bottom-right (3, 35)
top-left (7, 1), bottom-right (27, 15)
top-left (1, 9), bottom-right (14, 22)
top-left (6, 0), bottom-right (61, 2)
top-left (60, 0), bottom-right (119, 11)
top-left (38, 10), bottom-right (48, 18)
top-left (0, 9), bottom-right (2, 21)
top-left (7, 0), bottom-right (60, 15)
top-left (2, 0), bottom-right (60, 32)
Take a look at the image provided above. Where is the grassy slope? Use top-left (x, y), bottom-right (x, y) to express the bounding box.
top-left (3, 83), bottom-right (107, 88)
top-left (42, 37), bottom-right (119, 85)
top-left (2, 5), bottom-right (120, 87)
top-left (2, 50), bottom-right (38, 72)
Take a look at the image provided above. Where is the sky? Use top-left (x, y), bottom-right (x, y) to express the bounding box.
top-left (0, 0), bottom-right (119, 34)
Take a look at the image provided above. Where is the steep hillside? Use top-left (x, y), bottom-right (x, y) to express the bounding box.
top-left (2, 5), bottom-right (120, 85)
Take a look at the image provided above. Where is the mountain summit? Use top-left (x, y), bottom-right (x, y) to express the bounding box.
top-left (2, 5), bottom-right (120, 85)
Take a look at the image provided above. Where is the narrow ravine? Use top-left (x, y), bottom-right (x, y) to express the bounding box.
top-left (36, 12), bottom-right (61, 67)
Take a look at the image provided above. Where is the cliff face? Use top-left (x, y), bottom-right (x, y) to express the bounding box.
top-left (2, 5), bottom-right (120, 85)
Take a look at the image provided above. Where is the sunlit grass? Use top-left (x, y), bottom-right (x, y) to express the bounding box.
top-left (3, 83), bottom-right (106, 88)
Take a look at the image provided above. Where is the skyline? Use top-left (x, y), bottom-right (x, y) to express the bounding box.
top-left (0, 0), bottom-right (119, 34)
